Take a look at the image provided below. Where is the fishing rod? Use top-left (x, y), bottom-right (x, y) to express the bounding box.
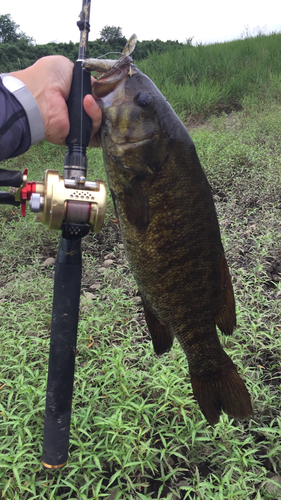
top-left (0, 6), bottom-right (138, 468)
top-left (41, 1), bottom-right (95, 469)
top-left (0, 0), bottom-right (107, 469)
top-left (41, 0), bottom-right (107, 469)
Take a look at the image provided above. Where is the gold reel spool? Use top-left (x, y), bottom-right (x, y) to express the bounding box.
top-left (27, 169), bottom-right (107, 232)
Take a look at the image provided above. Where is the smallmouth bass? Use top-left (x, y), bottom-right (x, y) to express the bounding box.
top-left (93, 56), bottom-right (253, 425)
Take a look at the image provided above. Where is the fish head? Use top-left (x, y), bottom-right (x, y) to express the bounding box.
top-left (93, 57), bottom-right (171, 176)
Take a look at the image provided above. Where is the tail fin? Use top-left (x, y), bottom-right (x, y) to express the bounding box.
top-left (191, 358), bottom-right (253, 425)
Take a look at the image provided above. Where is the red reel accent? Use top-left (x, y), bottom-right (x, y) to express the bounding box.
top-left (20, 169), bottom-right (37, 216)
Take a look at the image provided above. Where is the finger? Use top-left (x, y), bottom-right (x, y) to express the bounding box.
top-left (83, 94), bottom-right (102, 147)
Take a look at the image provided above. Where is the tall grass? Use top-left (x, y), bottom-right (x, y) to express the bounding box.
top-left (137, 32), bottom-right (281, 122)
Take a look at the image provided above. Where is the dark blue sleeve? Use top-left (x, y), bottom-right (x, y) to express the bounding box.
top-left (0, 78), bottom-right (32, 161)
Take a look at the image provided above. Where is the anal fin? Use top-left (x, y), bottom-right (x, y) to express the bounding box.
top-left (142, 300), bottom-right (174, 355)
top-left (110, 189), bottom-right (119, 224)
top-left (215, 255), bottom-right (236, 335)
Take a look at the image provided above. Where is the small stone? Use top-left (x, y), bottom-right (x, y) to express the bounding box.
top-left (80, 292), bottom-right (95, 307)
top-left (107, 487), bottom-right (120, 500)
top-left (177, 480), bottom-right (190, 489)
top-left (133, 296), bottom-right (143, 305)
top-left (90, 283), bottom-right (100, 290)
top-left (42, 257), bottom-right (55, 267)
top-left (244, 370), bottom-right (259, 380)
top-left (166, 456), bottom-right (175, 467)
top-left (104, 259), bottom-right (114, 267)
top-left (266, 475), bottom-right (281, 496)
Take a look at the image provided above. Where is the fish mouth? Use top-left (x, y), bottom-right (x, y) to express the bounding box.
top-left (114, 136), bottom-right (153, 149)
top-left (93, 56), bottom-right (133, 98)
top-left (108, 131), bottom-right (155, 150)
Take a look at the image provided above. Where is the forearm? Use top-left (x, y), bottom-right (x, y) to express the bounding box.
top-left (9, 65), bottom-right (47, 137)
top-left (9, 60), bottom-right (62, 143)
top-left (0, 74), bottom-right (44, 161)
top-left (1, 56), bottom-right (73, 155)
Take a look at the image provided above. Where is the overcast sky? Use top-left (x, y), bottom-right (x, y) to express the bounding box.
top-left (3, 0), bottom-right (281, 47)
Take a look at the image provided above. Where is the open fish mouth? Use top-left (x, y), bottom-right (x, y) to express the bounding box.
top-left (108, 131), bottom-right (155, 149)
top-left (114, 137), bottom-right (154, 148)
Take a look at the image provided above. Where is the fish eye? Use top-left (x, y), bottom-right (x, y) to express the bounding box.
top-left (135, 92), bottom-right (153, 108)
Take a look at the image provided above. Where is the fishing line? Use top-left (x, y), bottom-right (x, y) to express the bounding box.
top-left (79, 49), bottom-right (84, 168)
top-left (79, 3), bottom-right (87, 168)
top-left (96, 51), bottom-right (122, 59)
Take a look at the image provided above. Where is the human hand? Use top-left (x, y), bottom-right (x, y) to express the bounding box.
top-left (10, 55), bottom-right (102, 146)
top-left (83, 92), bottom-right (102, 147)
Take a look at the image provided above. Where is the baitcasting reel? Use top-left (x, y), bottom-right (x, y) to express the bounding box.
top-left (10, 167), bottom-right (107, 233)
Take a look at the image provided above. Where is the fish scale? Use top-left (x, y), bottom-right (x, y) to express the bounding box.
top-left (93, 56), bottom-right (253, 426)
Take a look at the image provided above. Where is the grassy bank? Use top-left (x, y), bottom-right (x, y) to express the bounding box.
top-left (137, 32), bottom-right (281, 122)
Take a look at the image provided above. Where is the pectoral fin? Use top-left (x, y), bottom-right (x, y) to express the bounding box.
top-left (142, 300), bottom-right (174, 355)
top-left (122, 178), bottom-right (149, 233)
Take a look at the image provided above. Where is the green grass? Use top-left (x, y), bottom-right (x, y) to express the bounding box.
top-left (1, 43), bottom-right (281, 497)
top-left (1, 101), bottom-right (281, 498)
top-left (137, 32), bottom-right (281, 123)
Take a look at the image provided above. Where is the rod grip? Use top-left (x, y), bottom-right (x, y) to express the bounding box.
top-left (0, 168), bottom-right (23, 187)
top-left (0, 192), bottom-right (20, 206)
top-left (65, 60), bottom-right (92, 151)
top-left (42, 237), bottom-right (82, 469)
